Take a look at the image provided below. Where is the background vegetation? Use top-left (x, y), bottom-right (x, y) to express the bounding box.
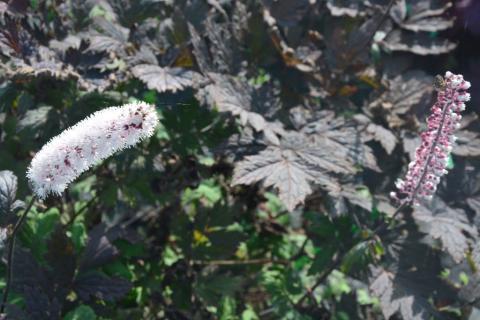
top-left (0, 0), bottom-right (480, 319)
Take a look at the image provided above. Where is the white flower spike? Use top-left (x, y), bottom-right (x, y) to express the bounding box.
top-left (27, 101), bottom-right (159, 199)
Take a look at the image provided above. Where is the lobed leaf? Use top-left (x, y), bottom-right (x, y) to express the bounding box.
top-left (232, 132), bottom-right (347, 211)
top-left (132, 64), bottom-right (197, 93)
top-left (370, 266), bottom-right (431, 320)
top-left (414, 199), bottom-right (477, 263)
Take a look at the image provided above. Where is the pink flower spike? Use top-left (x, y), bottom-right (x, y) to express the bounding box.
top-left (27, 101), bottom-right (159, 199)
top-left (391, 72), bottom-right (471, 205)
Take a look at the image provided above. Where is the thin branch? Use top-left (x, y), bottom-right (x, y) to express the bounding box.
top-left (65, 196), bottom-right (97, 228)
top-left (292, 195), bottom-right (408, 311)
top-left (295, 252), bottom-right (343, 308)
top-left (191, 258), bottom-right (289, 266)
top-left (290, 238), bottom-right (309, 261)
top-left (373, 202), bottom-right (407, 234)
top-left (351, 211), bottom-right (364, 231)
top-left (0, 196), bottom-right (36, 314)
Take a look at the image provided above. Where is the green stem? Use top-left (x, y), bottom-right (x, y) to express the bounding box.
top-left (0, 196), bottom-right (36, 314)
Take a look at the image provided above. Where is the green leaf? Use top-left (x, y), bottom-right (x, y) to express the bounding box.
top-left (459, 272), bottom-right (469, 286)
top-left (356, 288), bottom-right (378, 306)
top-left (324, 270), bottom-right (351, 300)
top-left (249, 68), bottom-right (271, 86)
top-left (196, 275), bottom-right (243, 306)
top-left (182, 179), bottom-right (222, 207)
top-left (142, 90), bottom-right (157, 104)
top-left (355, 186), bottom-right (371, 199)
top-left (68, 214), bottom-right (88, 252)
top-left (21, 207), bottom-right (61, 260)
top-left (241, 305), bottom-right (259, 320)
top-left (260, 267), bottom-right (310, 319)
top-left (446, 154), bottom-right (454, 170)
top-left (264, 192), bottom-right (285, 214)
top-left (115, 239), bottom-right (146, 259)
top-left (70, 176), bottom-right (97, 198)
top-left (219, 296), bottom-right (238, 320)
top-left (334, 311), bottom-right (349, 320)
top-left (163, 245), bottom-right (183, 266)
top-left (196, 181), bottom-right (222, 205)
top-left (63, 305), bottom-right (97, 320)
top-left (370, 206), bottom-right (380, 221)
top-left (309, 246), bottom-right (335, 275)
top-left (89, 4), bottom-right (115, 20)
top-left (104, 260), bottom-right (134, 280)
top-left (198, 155), bottom-right (215, 167)
top-left (340, 241), bottom-right (372, 274)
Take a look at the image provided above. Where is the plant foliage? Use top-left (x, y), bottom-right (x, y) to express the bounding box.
top-left (0, 0), bottom-right (479, 319)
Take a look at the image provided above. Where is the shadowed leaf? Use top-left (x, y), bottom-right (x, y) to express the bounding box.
top-left (200, 73), bottom-right (284, 145)
top-left (79, 224), bottom-right (120, 272)
top-left (414, 198), bottom-right (477, 263)
top-left (453, 130), bottom-right (480, 157)
top-left (370, 266), bottom-right (431, 320)
top-left (74, 271), bottom-right (132, 302)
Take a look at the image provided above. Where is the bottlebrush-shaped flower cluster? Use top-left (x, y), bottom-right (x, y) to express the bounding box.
top-left (27, 101), bottom-right (158, 199)
top-left (391, 71), bottom-right (471, 205)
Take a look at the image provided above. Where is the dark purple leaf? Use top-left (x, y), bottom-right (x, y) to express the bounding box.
top-left (74, 272), bottom-right (132, 302)
top-left (0, 170), bottom-right (23, 216)
top-left (368, 70), bottom-right (433, 129)
top-left (453, 130), bottom-right (480, 157)
top-left (301, 111), bottom-right (379, 171)
top-left (233, 131), bottom-right (347, 211)
top-left (381, 30), bottom-right (456, 55)
top-left (21, 286), bottom-right (62, 320)
top-left (414, 198), bottom-right (477, 263)
top-left (45, 228), bottom-right (76, 293)
top-left (390, 0), bottom-right (454, 32)
top-left (85, 18), bottom-right (129, 54)
top-left (79, 224), bottom-right (120, 272)
top-left (11, 249), bottom-right (48, 291)
top-left (132, 64), bottom-right (197, 93)
top-left (79, 223), bottom-right (138, 272)
top-left (10, 249), bottom-right (63, 319)
top-left (7, 0), bottom-right (29, 15)
top-left (370, 266), bottom-right (431, 320)
top-left (199, 73), bottom-right (284, 145)
top-left (262, 0), bottom-right (309, 26)
top-left (326, 0), bottom-right (369, 17)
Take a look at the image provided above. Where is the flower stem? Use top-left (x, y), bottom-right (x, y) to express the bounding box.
top-left (374, 202), bottom-right (407, 234)
top-left (0, 196), bottom-right (36, 314)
